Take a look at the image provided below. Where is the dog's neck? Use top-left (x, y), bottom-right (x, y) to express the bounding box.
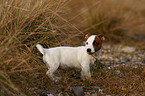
top-left (88, 49), bottom-right (102, 59)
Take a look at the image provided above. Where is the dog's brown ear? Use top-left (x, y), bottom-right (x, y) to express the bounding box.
top-left (98, 34), bottom-right (105, 41)
top-left (84, 33), bottom-right (91, 40)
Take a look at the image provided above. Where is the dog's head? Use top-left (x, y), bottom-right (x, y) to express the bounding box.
top-left (85, 34), bottom-right (105, 55)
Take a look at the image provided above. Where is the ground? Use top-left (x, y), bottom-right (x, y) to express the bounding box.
top-left (28, 44), bottom-right (145, 96)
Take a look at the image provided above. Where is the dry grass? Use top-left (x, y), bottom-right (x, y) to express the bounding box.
top-left (0, 0), bottom-right (72, 95)
top-left (67, 0), bottom-right (145, 44)
top-left (0, 0), bottom-right (145, 95)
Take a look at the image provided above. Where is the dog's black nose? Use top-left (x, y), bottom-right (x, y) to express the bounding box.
top-left (87, 48), bottom-right (91, 52)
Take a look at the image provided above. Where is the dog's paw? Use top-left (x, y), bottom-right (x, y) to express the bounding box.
top-left (52, 76), bottom-right (61, 82)
top-left (81, 75), bottom-right (92, 81)
top-left (54, 76), bottom-right (61, 80)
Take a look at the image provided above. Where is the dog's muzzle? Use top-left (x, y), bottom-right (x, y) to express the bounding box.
top-left (87, 48), bottom-right (96, 55)
top-left (87, 48), bottom-right (91, 53)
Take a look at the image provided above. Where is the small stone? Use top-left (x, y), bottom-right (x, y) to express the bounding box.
top-left (108, 67), bottom-right (111, 69)
top-left (98, 89), bottom-right (103, 94)
top-left (57, 92), bottom-right (69, 96)
top-left (106, 64), bottom-right (111, 66)
top-left (47, 94), bottom-right (54, 96)
top-left (105, 61), bottom-right (110, 64)
top-left (85, 92), bottom-right (91, 96)
top-left (106, 95), bottom-right (111, 96)
top-left (108, 50), bottom-right (111, 53)
top-left (134, 65), bottom-right (138, 68)
top-left (94, 86), bottom-right (101, 90)
top-left (72, 87), bottom-right (84, 96)
top-left (91, 93), bottom-right (99, 96)
top-left (121, 46), bottom-right (136, 53)
top-left (115, 59), bottom-right (119, 62)
top-left (115, 70), bottom-right (121, 75)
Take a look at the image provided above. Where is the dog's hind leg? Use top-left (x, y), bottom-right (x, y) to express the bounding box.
top-left (46, 63), bottom-right (60, 81)
top-left (43, 53), bottom-right (60, 81)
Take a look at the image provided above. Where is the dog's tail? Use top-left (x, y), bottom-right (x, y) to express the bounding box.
top-left (36, 44), bottom-right (45, 55)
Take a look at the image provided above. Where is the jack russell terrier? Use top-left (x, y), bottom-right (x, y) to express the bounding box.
top-left (36, 34), bottom-right (105, 80)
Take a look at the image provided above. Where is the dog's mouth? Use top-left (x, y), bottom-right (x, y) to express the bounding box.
top-left (87, 52), bottom-right (95, 55)
top-left (87, 49), bottom-right (97, 55)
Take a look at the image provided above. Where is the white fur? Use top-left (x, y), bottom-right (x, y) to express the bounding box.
top-left (85, 35), bottom-right (97, 53)
top-left (36, 35), bottom-right (101, 80)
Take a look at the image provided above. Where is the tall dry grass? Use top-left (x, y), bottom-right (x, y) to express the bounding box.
top-left (0, 0), bottom-right (72, 95)
top-left (67, 0), bottom-right (145, 43)
top-left (0, 0), bottom-right (145, 95)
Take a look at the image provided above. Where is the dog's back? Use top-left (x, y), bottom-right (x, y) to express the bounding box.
top-left (58, 46), bottom-right (86, 68)
top-left (36, 44), bottom-right (87, 68)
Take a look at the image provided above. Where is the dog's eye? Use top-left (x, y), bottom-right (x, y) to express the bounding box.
top-left (86, 42), bottom-right (88, 45)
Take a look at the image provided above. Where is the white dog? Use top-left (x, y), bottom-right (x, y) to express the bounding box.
top-left (36, 34), bottom-right (105, 80)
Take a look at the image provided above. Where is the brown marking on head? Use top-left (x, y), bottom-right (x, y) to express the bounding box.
top-left (93, 34), bottom-right (105, 52)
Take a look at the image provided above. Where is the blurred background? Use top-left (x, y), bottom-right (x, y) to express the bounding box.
top-left (0, 0), bottom-right (145, 95)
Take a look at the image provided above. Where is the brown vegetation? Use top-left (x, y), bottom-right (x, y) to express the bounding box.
top-left (0, 0), bottom-right (145, 95)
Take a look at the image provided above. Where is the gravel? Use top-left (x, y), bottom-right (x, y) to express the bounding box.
top-left (99, 44), bottom-right (145, 68)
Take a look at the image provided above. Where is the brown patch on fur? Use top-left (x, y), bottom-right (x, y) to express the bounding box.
top-left (93, 34), bottom-right (105, 51)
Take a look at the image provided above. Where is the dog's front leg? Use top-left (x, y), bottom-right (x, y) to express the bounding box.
top-left (81, 64), bottom-right (91, 79)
